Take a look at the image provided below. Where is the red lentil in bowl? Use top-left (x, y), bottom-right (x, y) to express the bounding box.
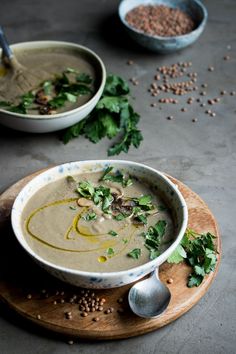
top-left (118, 0), bottom-right (208, 53)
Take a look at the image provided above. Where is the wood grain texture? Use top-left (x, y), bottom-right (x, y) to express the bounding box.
top-left (0, 170), bottom-right (221, 340)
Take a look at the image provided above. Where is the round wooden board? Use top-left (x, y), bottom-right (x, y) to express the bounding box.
top-left (0, 170), bottom-right (221, 340)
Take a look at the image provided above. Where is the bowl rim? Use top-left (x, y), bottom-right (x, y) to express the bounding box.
top-left (118, 0), bottom-right (208, 41)
top-left (11, 160), bottom-right (188, 278)
top-left (0, 40), bottom-right (106, 120)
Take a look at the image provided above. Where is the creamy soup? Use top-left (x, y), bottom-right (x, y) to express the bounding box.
top-left (21, 168), bottom-right (175, 272)
top-left (0, 47), bottom-right (98, 114)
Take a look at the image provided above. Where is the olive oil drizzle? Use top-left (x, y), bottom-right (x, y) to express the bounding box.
top-left (25, 198), bottom-right (135, 256)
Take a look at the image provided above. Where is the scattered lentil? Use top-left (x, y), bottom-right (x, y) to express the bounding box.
top-left (167, 278), bottom-right (174, 284)
top-left (127, 60), bottom-right (134, 65)
top-left (68, 340), bottom-right (74, 345)
top-left (93, 317), bottom-right (100, 322)
top-left (36, 314), bottom-right (41, 320)
top-left (26, 294), bottom-right (32, 300)
top-left (81, 312), bottom-right (88, 317)
top-left (117, 297), bottom-right (124, 304)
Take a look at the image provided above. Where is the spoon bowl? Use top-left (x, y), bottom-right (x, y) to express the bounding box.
top-left (128, 269), bottom-right (171, 318)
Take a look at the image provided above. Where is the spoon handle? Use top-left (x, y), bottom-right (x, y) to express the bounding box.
top-left (0, 26), bottom-right (13, 59)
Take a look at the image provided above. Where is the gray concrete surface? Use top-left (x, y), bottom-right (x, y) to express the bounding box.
top-left (0, 0), bottom-right (235, 353)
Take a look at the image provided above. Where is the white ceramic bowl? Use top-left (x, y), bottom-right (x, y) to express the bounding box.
top-left (0, 41), bottom-right (106, 133)
top-left (11, 160), bottom-right (188, 289)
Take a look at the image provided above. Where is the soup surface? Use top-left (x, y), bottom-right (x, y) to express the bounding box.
top-left (21, 168), bottom-right (175, 272)
top-left (0, 47), bottom-right (96, 114)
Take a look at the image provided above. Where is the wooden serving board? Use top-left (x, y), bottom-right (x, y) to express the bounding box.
top-left (0, 170), bottom-right (221, 340)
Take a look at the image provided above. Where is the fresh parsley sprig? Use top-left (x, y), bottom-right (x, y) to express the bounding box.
top-left (167, 229), bottom-right (218, 287)
top-left (63, 74), bottom-right (143, 156)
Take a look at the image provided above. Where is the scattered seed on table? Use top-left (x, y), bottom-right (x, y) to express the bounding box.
top-left (81, 312), bottom-right (88, 317)
top-left (98, 306), bottom-right (104, 311)
top-left (200, 103), bottom-right (206, 107)
top-left (166, 116), bottom-right (173, 120)
top-left (181, 107), bottom-right (187, 112)
top-left (150, 102), bottom-right (157, 107)
top-left (93, 317), bottom-right (100, 322)
top-left (208, 66), bottom-right (214, 72)
top-left (201, 83), bottom-right (208, 88)
top-left (127, 60), bottom-right (134, 65)
top-left (68, 340), bottom-right (74, 345)
top-left (230, 91), bottom-right (236, 96)
top-left (117, 297), bottom-right (124, 304)
top-left (210, 112), bottom-right (216, 117)
top-left (220, 90), bottom-right (227, 95)
top-left (224, 55), bottom-right (230, 60)
top-left (53, 300), bottom-right (57, 305)
top-left (192, 118), bottom-right (198, 122)
top-left (167, 278), bottom-right (173, 284)
top-left (60, 299), bottom-right (65, 304)
top-left (26, 294), bottom-right (32, 300)
top-left (104, 309), bottom-right (111, 314)
top-left (36, 314), bottom-right (41, 320)
top-left (200, 91), bottom-right (206, 96)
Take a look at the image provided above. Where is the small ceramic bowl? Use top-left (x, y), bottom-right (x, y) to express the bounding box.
top-left (0, 41), bottom-right (106, 133)
top-left (11, 160), bottom-right (188, 289)
top-left (119, 0), bottom-right (208, 53)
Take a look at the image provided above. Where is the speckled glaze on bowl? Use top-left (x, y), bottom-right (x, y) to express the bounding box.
top-left (119, 0), bottom-right (208, 53)
top-left (11, 160), bottom-right (188, 289)
top-left (0, 41), bottom-right (106, 133)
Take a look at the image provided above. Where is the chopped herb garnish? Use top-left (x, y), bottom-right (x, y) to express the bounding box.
top-left (122, 238), bottom-right (128, 244)
top-left (77, 181), bottom-right (94, 198)
top-left (43, 81), bottom-right (53, 95)
top-left (107, 247), bottom-right (115, 256)
top-left (108, 230), bottom-right (118, 237)
top-left (128, 248), bottom-right (141, 259)
top-left (69, 206), bottom-right (77, 210)
top-left (62, 74), bottom-right (143, 156)
top-left (167, 229), bottom-right (218, 287)
top-left (82, 211), bottom-right (97, 221)
top-left (76, 73), bottom-right (93, 84)
top-left (114, 213), bottom-right (126, 221)
top-left (135, 214), bottom-right (148, 225)
top-left (0, 68), bottom-right (93, 115)
top-left (142, 220), bottom-right (167, 260)
top-left (100, 166), bottom-right (133, 187)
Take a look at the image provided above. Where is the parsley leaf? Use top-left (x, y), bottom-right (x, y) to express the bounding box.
top-left (82, 211), bottom-right (97, 221)
top-left (108, 230), bottom-right (118, 237)
top-left (100, 166), bottom-right (133, 187)
top-left (62, 74), bottom-right (143, 156)
top-left (77, 181), bottom-right (94, 198)
top-left (128, 248), bottom-right (141, 259)
top-left (76, 73), bottom-right (93, 84)
top-left (167, 229), bottom-right (218, 288)
top-left (103, 74), bottom-right (129, 96)
top-left (107, 247), bottom-right (115, 257)
top-left (142, 220), bottom-right (167, 260)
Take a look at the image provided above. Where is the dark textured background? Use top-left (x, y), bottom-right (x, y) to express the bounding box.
top-left (0, 1), bottom-right (235, 353)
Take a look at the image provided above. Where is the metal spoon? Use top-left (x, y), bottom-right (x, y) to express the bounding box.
top-left (128, 268), bottom-right (171, 318)
top-left (0, 26), bottom-right (44, 93)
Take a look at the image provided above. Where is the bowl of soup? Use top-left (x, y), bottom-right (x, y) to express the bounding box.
top-left (0, 41), bottom-right (106, 132)
top-left (11, 160), bottom-right (188, 289)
